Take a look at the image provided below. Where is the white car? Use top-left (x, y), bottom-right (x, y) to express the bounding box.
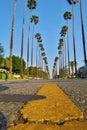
top-left (77, 63), bottom-right (87, 78)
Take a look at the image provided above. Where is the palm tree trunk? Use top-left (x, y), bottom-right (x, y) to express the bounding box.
top-left (20, 0), bottom-right (27, 79)
top-left (20, 25), bottom-right (24, 79)
top-left (72, 3), bottom-right (77, 74)
top-left (67, 20), bottom-right (70, 75)
top-left (56, 62), bottom-right (57, 77)
top-left (59, 55), bottom-right (60, 77)
top-left (27, 9), bottom-right (32, 69)
top-left (72, 66), bottom-right (74, 76)
top-left (9, 0), bottom-right (16, 79)
top-left (64, 38), bottom-right (66, 68)
top-left (80, 0), bottom-right (86, 64)
top-left (31, 24), bottom-right (35, 78)
top-left (31, 25), bottom-right (35, 67)
top-left (62, 38), bottom-right (65, 70)
top-left (36, 44), bottom-right (38, 78)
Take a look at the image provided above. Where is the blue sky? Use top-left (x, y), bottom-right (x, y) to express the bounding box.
top-left (0, 0), bottom-right (87, 77)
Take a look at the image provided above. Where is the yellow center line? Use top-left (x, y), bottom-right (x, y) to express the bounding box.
top-left (20, 84), bottom-right (83, 122)
top-left (8, 84), bottom-right (87, 130)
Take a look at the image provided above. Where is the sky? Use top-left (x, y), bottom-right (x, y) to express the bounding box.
top-left (0, 0), bottom-right (87, 78)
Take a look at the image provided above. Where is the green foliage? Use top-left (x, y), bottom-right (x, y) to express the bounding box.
top-left (0, 43), bottom-right (4, 67)
top-left (4, 58), bottom-right (9, 70)
top-left (25, 66), bottom-right (49, 79)
top-left (12, 55), bottom-right (26, 74)
top-left (59, 68), bottom-right (68, 78)
top-left (27, 0), bottom-right (37, 10)
top-left (1, 55), bottom-right (26, 74)
top-left (0, 72), bottom-right (8, 80)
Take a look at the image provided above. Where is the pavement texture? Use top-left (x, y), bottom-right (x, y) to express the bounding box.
top-left (8, 84), bottom-right (87, 130)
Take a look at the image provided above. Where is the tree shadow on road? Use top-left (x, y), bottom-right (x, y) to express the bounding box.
top-left (0, 85), bottom-right (9, 92)
top-left (0, 112), bottom-right (7, 130)
top-left (0, 94), bottom-right (46, 103)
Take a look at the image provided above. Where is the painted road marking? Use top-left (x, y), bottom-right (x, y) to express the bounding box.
top-left (8, 84), bottom-right (86, 130)
top-left (21, 84), bottom-right (83, 123)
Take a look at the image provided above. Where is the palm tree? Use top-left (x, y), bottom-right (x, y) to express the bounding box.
top-left (43, 56), bottom-right (47, 71)
top-left (64, 11), bottom-right (72, 75)
top-left (70, 61), bottom-right (75, 76)
top-left (52, 57), bottom-right (58, 79)
top-left (60, 25), bottom-right (68, 69)
top-left (27, 0), bottom-right (37, 69)
top-left (55, 56), bottom-right (59, 77)
top-left (67, 0), bottom-right (78, 74)
top-left (40, 47), bottom-right (45, 78)
top-left (79, 0), bottom-right (86, 64)
top-left (20, 0), bottom-right (27, 79)
top-left (30, 15), bottom-right (39, 66)
top-left (58, 39), bottom-right (63, 76)
top-left (9, 0), bottom-right (17, 79)
top-left (35, 33), bottom-right (42, 77)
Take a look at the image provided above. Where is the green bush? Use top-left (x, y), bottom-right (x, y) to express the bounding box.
top-left (0, 72), bottom-right (8, 80)
top-left (0, 72), bottom-right (2, 79)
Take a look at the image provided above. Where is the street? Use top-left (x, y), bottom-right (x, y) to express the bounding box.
top-left (0, 78), bottom-right (87, 129)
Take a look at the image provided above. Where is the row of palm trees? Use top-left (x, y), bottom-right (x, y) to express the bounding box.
top-left (9, 0), bottom-right (49, 79)
top-left (35, 33), bottom-right (49, 78)
top-left (67, 0), bottom-right (86, 73)
top-left (53, 0), bottom-right (86, 78)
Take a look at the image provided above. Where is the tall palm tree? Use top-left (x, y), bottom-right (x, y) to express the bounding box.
top-left (30, 15), bottom-right (39, 66)
top-left (64, 11), bottom-right (72, 75)
top-left (20, 0), bottom-right (27, 79)
top-left (39, 43), bottom-right (43, 69)
top-left (35, 33), bottom-right (42, 77)
top-left (40, 47), bottom-right (45, 78)
top-left (9, 0), bottom-right (17, 79)
top-left (27, 0), bottom-right (37, 68)
top-left (35, 33), bottom-right (42, 67)
top-left (58, 39), bottom-right (63, 76)
top-left (60, 25), bottom-right (68, 69)
top-left (67, 0), bottom-right (78, 74)
top-left (79, 0), bottom-right (86, 64)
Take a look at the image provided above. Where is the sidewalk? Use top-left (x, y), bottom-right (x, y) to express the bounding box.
top-left (8, 84), bottom-right (87, 130)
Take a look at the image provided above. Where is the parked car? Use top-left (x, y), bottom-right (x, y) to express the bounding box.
top-left (77, 63), bottom-right (87, 78)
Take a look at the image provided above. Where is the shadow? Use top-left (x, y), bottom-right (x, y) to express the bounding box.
top-left (0, 86), bottom-right (9, 92)
top-left (0, 112), bottom-right (7, 130)
top-left (0, 94), bottom-right (46, 103)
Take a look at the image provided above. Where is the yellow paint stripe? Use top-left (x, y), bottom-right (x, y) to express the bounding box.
top-left (8, 121), bottom-right (87, 130)
top-left (20, 84), bottom-right (83, 122)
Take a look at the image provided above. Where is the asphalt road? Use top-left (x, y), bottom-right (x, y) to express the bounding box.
top-left (0, 78), bottom-right (87, 128)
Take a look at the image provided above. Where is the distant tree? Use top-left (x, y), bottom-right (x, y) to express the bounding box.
top-left (12, 55), bottom-right (26, 74)
top-left (0, 43), bottom-right (4, 68)
top-left (4, 58), bottom-right (9, 70)
top-left (70, 61), bottom-right (75, 76)
top-left (5, 56), bottom-right (26, 74)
